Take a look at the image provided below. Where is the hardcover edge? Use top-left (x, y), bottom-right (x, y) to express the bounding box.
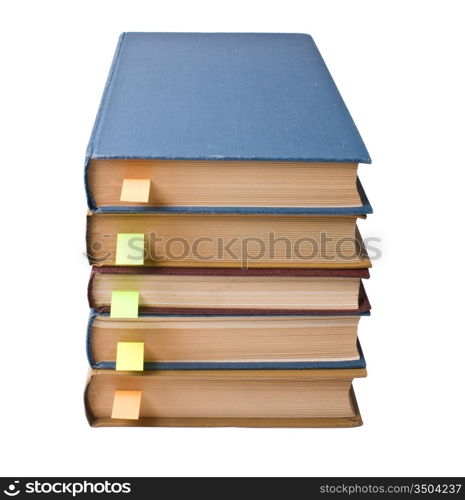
top-left (89, 266), bottom-right (371, 278)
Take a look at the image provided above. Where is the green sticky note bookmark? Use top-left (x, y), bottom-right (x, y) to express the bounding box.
top-left (110, 291), bottom-right (139, 318)
top-left (116, 342), bottom-right (145, 371)
top-left (115, 233), bottom-right (145, 265)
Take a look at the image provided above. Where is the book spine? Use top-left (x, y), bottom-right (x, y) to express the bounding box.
top-left (87, 267), bottom-right (95, 308)
top-left (86, 311), bottom-right (98, 368)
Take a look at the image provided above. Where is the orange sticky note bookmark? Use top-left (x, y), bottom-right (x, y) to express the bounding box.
top-left (111, 390), bottom-right (142, 420)
top-left (120, 179), bottom-right (151, 203)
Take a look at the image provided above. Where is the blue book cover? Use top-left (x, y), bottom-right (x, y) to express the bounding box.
top-left (85, 32), bottom-right (371, 212)
top-left (86, 310), bottom-right (368, 371)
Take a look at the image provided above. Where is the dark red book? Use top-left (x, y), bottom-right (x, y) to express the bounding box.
top-left (88, 267), bottom-right (370, 315)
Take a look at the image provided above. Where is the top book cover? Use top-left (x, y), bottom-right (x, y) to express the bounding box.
top-left (85, 33), bottom-right (371, 212)
top-left (87, 32), bottom-right (370, 163)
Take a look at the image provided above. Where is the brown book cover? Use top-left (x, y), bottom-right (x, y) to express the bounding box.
top-left (85, 369), bottom-right (366, 428)
top-left (86, 213), bottom-right (372, 269)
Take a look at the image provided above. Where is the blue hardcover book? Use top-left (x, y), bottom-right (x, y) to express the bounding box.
top-left (87, 310), bottom-right (368, 370)
top-left (85, 32), bottom-right (371, 213)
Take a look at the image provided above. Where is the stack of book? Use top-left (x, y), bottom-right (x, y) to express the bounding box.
top-left (84, 32), bottom-right (372, 427)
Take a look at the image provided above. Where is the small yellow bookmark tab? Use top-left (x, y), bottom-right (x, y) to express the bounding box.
top-left (116, 342), bottom-right (145, 371)
top-left (115, 233), bottom-right (145, 265)
top-left (111, 390), bottom-right (142, 420)
top-left (120, 179), bottom-right (151, 203)
top-left (110, 291), bottom-right (139, 318)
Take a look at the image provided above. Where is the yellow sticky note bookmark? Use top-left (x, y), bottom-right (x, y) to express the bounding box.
top-left (120, 179), bottom-right (151, 203)
top-left (116, 342), bottom-right (145, 371)
top-left (115, 233), bottom-right (145, 265)
top-left (111, 390), bottom-right (142, 420)
top-left (110, 291), bottom-right (139, 318)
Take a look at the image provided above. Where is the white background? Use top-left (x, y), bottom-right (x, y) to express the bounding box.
top-left (1, 0), bottom-right (464, 477)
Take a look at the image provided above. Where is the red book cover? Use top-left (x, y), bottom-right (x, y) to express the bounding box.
top-left (88, 267), bottom-right (370, 315)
